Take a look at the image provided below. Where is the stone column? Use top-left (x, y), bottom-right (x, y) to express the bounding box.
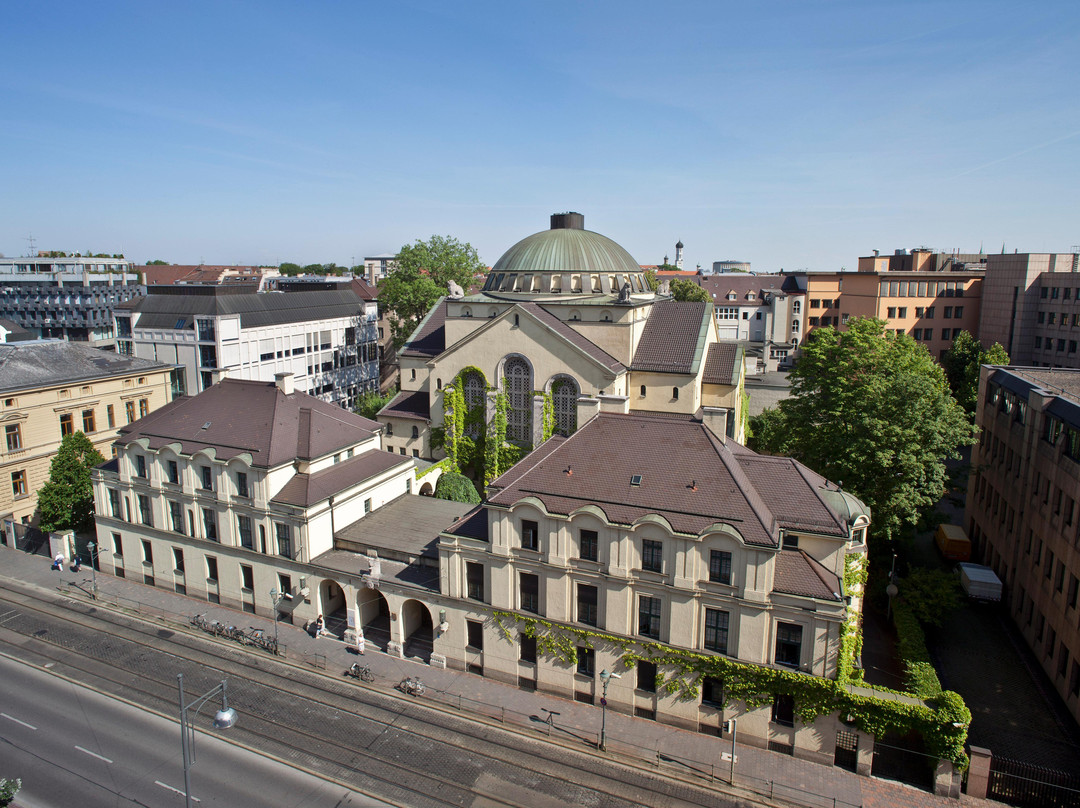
top-left (531, 393), bottom-right (545, 447)
top-left (934, 758), bottom-right (961, 799)
top-left (966, 746), bottom-right (992, 799)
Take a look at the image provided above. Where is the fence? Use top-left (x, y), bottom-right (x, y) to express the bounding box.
top-left (989, 755), bottom-right (1080, 808)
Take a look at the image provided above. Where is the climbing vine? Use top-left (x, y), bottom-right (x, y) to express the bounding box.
top-left (837, 553), bottom-right (868, 685)
top-left (442, 383), bottom-right (465, 469)
top-left (492, 607), bottom-right (971, 767)
top-left (483, 391), bottom-right (509, 484)
top-left (540, 391), bottom-right (555, 443)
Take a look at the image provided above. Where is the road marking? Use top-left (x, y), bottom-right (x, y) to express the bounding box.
top-left (156, 781), bottom-right (200, 802)
top-left (76, 745), bottom-right (113, 764)
top-left (1, 713), bottom-right (37, 730)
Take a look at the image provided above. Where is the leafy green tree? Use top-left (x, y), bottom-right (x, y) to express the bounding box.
top-left (145, 259), bottom-right (170, 265)
top-left (941, 330), bottom-right (1009, 415)
top-left (37, 432), bottom-right (106, 534)
top-left (748, 318), bottom-right (976, 543)
top-left (379, 236), bottom-right (487, 347)
top-left (899, 568), bottom-right (962, 627)
top-left (434, 471), bottom-right (481, 503)
top-left (643, 268), bottom-right (659, 291)
top-left (278, 262), bottom-right (304, 276)
top-left (669, 278), bottom-right (709, 302)
top-left (0, 777), bottom-right (21, 807)
top-left (354, 387), bottom-right (397, 420)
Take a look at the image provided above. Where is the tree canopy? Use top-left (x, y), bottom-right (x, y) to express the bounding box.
top-left (379, 236), bottom-right (487, 347)
top-left (353, 386), bottom-right (396, 420)
top-left (748, 318), bottom-right (976, 544)
top-left (669, 278), bottom-right (710, 302)
top-left (433, 471), bottom-right (482, 503)
top-left (37, 432), bottom-right (106, 534)
top-left (940, 330), bottom-right (1009, 416)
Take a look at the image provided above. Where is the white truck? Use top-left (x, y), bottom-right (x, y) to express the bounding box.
top-left (957, 563), bottom-right (1003, 602)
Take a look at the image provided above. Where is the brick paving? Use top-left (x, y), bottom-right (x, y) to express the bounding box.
top-left (1, 542), bottom-right (1014, 808)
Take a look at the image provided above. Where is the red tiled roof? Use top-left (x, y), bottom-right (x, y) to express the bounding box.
top-left (631, 300), bottom-right (711, 375)
top-left (773, 549), bottom-right (842, 601)
top-left (488, 412), bottom-right (851, 546)
top-left (350, 278), bottom-right (378, 301)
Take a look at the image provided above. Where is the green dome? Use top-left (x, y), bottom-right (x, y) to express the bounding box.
top-left (493, 219), bottom-right (641, 274)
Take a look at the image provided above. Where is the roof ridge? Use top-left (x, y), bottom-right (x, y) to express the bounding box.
top-left (715, 431), bottom-right (778, 543)
top-left (798, 548), bottom-right (842, 599)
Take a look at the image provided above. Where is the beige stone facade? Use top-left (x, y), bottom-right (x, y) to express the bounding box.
top-left (0, 342), bottom-right (174, 525)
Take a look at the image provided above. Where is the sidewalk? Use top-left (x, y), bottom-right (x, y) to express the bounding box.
top-left (2, 545), bottom-right (1000, 808)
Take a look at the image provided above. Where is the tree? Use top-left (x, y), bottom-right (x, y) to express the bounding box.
top-left (669, 278), bottom-right (709, 303)
top-left (278, 262), bottom-right (304, 276)
top-left (748, 318), bottom-right (976, 544)
top-left (434, 471), bottom-right (481, 503)
top-left (941, 330), bottom-right (1009, 415)
top-left (899, 568), bottom-right (962, 627)
top-left (145, 259), bottom-right (170, 265)
top-left (37, 432), bottom-right (106, 534)
top-left (354, 386), bottom-right (396, 420)
top-left (379, 236), bottom-right (487, 347)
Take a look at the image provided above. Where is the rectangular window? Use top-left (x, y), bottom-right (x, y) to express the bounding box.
top-left (108, 488), bottom-right (121, 518)
top-left (11, 470), bottom-right (27, 498)
top-left (172, 547), bottom-right (185, 573)
top-left (923, 329), bottom-right (933, 340)
top-left (772, 694), bottom-right (795, 727)
top-left (82, 408), bottom-right (95, 433)
top-left (1068, 575), bottom-right (1079, 610)
top-left (704, 608), bottom-right (730, 654)
top-left (241, 564), bottom-right (254, 590)
top-left (897, 307), bottom-right (907, 318)
top-left (203, 508), bottom-right (218, 541)
top-left (137, 494), bottom-right (152, 526)
top-left (521, 520), bottom-right (539, 550)
top-left (169, 500), bottom-right (183, 533)
top-left (577, 646), bottom-right (595, 676)
top-left (125, 401), bottom-right (136, 423)
top-left (775, 623), bottom-right (803, 668)
top-left (709, 550), bottom-right (732, 584)
top-left (167, 460), bottom-right (179, 485)
top-left (4, 423), bottom-right (20, 451)
top-left (236, 472), bottom-right (249, 498)
top-left (200, 466), bottom-right (213, 490)
top-left (519, 633), bottom-right (537, 664)
top-left (641, 539), bottom-right (663, 572)
top-left (139, 399), bottom-right (149, 418)
top-left (112, 532), bottom-right (123, 557)
top-left (206, 556), bottom-right (218, 583)
top-left (107, 404), bottom-right (115, 428)
top-left (638, 595), bottom-right (662, 639)
top-left (135, 455), bottom-right (147, 478)
top-left (637, 660), bottom-right (657, 693)
top-left (141, 539), bottom-right (153, 564)
top-left (520, 572), bottom-right (540, 614)
top-left (467, 619), bottom-right (483, 650)
top-left (702, 676), bottom-right (724, 707)
top-left (237, 515), bottom-right (253, 549)
top-left (466, 562), bottom-right (484, 601)
top-left (577, 584), bottom-right (599, 626)
top-left (275, 522), bottom-right (292, 557)
top-left (60, 412), bottom-right (74, 436)
top-left (1056, 562), bottom-right (1066, 593)
top-left (579, 529), bottom-right (598, 561)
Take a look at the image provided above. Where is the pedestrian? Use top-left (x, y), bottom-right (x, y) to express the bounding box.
top-left (72, 556), bottom-right (82, 572)
top-left (356, 627), bottom-right (365, 655)
top-left (315, 614), bottom-right (326, 638)
top-left (52, 552), bottom-right (64, 571)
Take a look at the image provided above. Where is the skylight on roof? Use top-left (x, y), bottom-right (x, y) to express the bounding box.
top-left (630, 475), bottom-right (642, 486)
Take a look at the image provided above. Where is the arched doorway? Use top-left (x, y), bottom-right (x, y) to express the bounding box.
top-left (319, 580), bottom-right (348, 639)
top-left (400, 599), bottom-right (434, 663)
top-left (419, 481), bottom-right (434, 496)
top-left (356, 586), bottom-right (391, 651)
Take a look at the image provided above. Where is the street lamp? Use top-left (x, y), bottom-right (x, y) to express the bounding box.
top-left (270, 589), bottom-right (283, 654)
top-left (86, 541), bottom-right (98, 600)
top-left (177, 673), bottom-right (237, 808)
top-left (598, 669), bottom-right (621, 751)
top-left (886, 552), bottom-right (898, 620)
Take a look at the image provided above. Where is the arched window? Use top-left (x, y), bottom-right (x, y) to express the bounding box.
top-left (792, 319), bottom-right (800, 333)
top-left (463, 370), bottom-right (485, 437)
top-left (504, 357), bottom-right (532, 444)
top-left (411, 425), bottom-right (419, 439)
top-left (640, 385), bottom-right (646, 397)
top-left (792, 299), bottom-right (801, 314)
top-left (551, 376), bottom-right (579, 437)
top-left (386, 423), bottom-right (393, 437)
top-left (672, 387), bottom-right (679, 400)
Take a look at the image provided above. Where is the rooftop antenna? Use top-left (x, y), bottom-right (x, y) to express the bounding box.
top-left (25, 233), bottom-right (36, 257)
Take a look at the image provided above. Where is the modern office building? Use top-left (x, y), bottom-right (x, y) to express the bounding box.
top-left (0, 255), bottom-right (143, 346)
top-left (115, 285), bottom-right (378, 408)
top-left (1, 341), bottom-right (174, 524)
top-left (966, 365), bottom-right (1080, 725)
top-left (379, 213), bottom-right (746, 462)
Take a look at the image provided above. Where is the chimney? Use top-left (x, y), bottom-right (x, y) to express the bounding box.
top-left (275, 372), bottom-right (295, 395)
top-left (701, 406), bottom-right (729, 443)
top-left (550, 212), bottom-right (585, 231)
top-left (872, 249), bottom-right (879, 257)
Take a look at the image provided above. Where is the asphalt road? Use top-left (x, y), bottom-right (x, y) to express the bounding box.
top-left (0, 653), bottom-right (388, 808)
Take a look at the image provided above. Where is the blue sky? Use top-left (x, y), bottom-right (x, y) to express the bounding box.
top-left (3, 1), bottom-right (1079, 271)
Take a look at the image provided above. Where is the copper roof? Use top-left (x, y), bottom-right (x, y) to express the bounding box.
top-left (487, 412), bottom-right (851, 546)
top-left (115, 378), bottom-right (381, 468)
top-left (703, 343), bottom-right (742, 386)
top-left (773, 549), bottom-right (842, 601)
top-left (631, 300), bottom-right (711, 375)
top-left (272, 451), bottom-right (411, 507)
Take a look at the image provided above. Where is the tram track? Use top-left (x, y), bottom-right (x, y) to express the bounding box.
top-left (0, 579), bottom-right (747, 808)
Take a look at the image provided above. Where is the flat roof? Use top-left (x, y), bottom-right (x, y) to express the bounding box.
top-left (334, 494), bottom-right (471, 558)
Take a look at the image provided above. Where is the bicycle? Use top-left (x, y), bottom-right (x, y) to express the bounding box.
top-left (397, 676), bottom-right (426, 696)
top-left (345, 662), bottom-right (375, 683)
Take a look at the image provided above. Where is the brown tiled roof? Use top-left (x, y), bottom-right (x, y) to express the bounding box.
top-left (115, 379), bottom-right (381, 468)
top-left (703, 343), bottom-right (741, 385)
top-left (519, 303), bottom-right (624, 372)
top-left (350, 278), bottom-right (378, 301)
top-left (445, 506), bottom-right (488, 541)
top-left (773, 549), bottom-right (842, 601)
top-left (400, 299), bottom-right (447, 358)
top-left (631, 300), bottom-right (710, 375)
top-left (734, 455), bottom-right (848, 537)
top-left (381, 390), bottom-right (430, 421)
top-left (272, 451), bottom-right (410, 507)
top-left (488, 412), bottom-right (851, 546)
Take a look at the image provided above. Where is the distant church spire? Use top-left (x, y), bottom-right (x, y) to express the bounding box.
top-left (675, 240), bottom-right (684, 270)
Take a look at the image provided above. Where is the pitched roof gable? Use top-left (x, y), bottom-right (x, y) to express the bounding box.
top-left (400, 298), bottom-right (448, 358)
top-left (631, 300), bottom-right (711, 375)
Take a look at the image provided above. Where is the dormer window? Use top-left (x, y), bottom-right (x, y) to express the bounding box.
top-left (726, 292), bottom-right (736, 301)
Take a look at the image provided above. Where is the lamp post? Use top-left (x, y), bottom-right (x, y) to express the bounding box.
top-left (724, 717), bottom-right (738, 783)
top-left (177, 673), bottom-right (237, 808)
top-left (269, 589), bottom-right (283, 654)
top-left (86, 541), bottom-right (98, 600)
top-left (886, 552), bottom-right (898, 620)
top-left (598, 669), bottom-right (621, 751)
